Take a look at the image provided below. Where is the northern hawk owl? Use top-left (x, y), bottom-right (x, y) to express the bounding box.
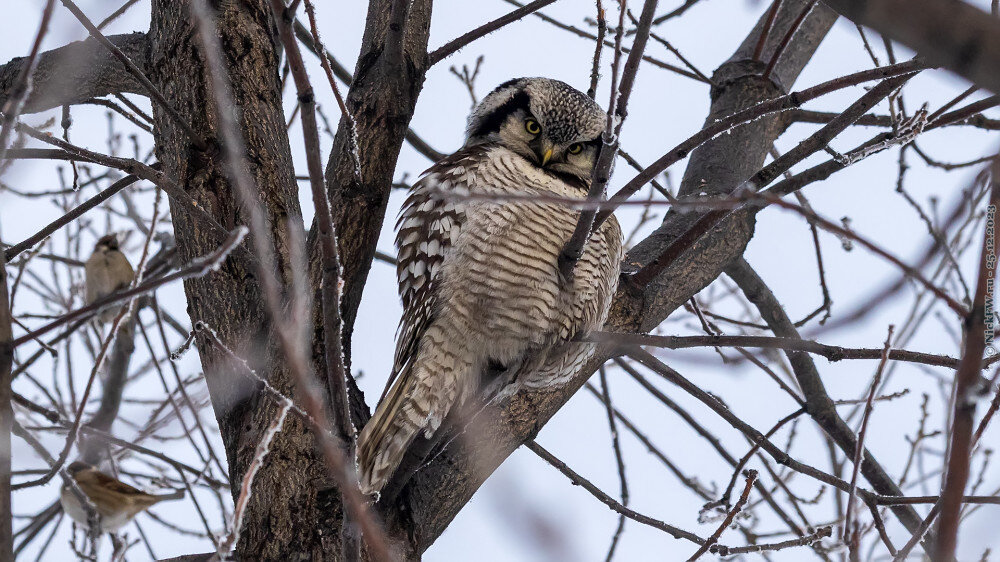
top-left (357, 77), bottom-right (624, 497)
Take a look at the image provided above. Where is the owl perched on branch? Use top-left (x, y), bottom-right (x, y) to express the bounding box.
top-left (357, 77), bottom-right (623, 498)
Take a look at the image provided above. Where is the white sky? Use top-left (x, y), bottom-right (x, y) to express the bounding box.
top-left (3, 0), bottom-right (1000, 560)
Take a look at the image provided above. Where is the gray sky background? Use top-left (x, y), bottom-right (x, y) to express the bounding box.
top-left (3, 0), bottom-right (1000, 560)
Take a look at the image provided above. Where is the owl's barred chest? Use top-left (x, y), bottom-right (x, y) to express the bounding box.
top-left (405, 150), bottom-right (602, 343)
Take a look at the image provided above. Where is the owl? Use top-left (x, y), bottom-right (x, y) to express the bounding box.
top-left (84, 233), bottom-right (135, 323)
top-left (357, 77), bottom-right (623, 497)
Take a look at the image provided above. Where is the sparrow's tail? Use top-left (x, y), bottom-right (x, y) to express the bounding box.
top-left (152, 489), bottom-right (184, 503)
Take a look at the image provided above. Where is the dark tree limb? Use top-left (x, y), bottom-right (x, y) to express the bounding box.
top-left (933, 166), bottom-right (999, 560)
top-left (0, 236), bottom-right (13, 561)
top-left (825, 0), bottom-right (1000, 94)
top-left (0, 33), bottom-right (149, 114)
top-left (320, 0), bottom-right (433, 378)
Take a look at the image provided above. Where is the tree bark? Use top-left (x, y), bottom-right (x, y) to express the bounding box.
top-left (148, 1), bottom-right (341, 559)
top-left (0, 33), bottom-right (148, 113)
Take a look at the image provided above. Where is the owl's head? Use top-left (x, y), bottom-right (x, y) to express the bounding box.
top-left (465, 77), bottom-right (605, 185)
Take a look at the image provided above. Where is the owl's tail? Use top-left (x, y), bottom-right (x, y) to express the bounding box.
top-left (357, 348), bottom-right (470, 497)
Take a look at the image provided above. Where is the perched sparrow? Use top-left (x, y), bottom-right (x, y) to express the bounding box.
top-left (60, 461), bottom-right (183, 533)
top-left (85, 234), bottom-right (135, 323)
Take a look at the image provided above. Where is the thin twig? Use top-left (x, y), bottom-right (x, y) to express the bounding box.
top-left (688, 470), bottom-right (757, 560)
top-left (526, 440), bottom-right (706, 545)
top-left (429, 0), bottom-right (560, 64)
top-left (843, 325), bottom-right (894, 544)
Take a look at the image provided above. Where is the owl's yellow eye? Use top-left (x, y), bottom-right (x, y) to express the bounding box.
top-left (568, 143), bottom-right (584, 155)
top-left (524, 119), bottom-right (541, 135)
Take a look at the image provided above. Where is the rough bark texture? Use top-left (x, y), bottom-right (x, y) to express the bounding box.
top-left (147, 1), bottom-right (340, 559)
top-left (321, 0), bottom-right (433, 373)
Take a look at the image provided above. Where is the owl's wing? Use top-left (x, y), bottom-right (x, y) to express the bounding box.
top-left (382, 152), bottom-right (473, 399)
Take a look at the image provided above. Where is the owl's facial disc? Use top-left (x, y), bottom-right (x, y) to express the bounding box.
top-left (465, 78), bottom-right (606, 187)
top-left (492, 109), bottom-right (601, 185)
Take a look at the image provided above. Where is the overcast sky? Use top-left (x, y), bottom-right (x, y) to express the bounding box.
top-left (3, 0), bottom-right (1000, 560)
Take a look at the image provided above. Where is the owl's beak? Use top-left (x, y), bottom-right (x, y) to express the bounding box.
top-left (537, 137), bottom-right (556, 166)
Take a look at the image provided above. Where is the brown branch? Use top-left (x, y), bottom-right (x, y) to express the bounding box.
top-left (710, 526), bottom-right (832, 556)
top-left (266, 2), bottom-right (366, 560)
top-left (0, 229), bottom-right (13, 560)
top-left (753, 0), bottom-right (784, 61)
top-left (428, 0), bottom-right (560, 64)
top-left (587, 0), bottom-right (606, 99)
top-left (824, 0), bottom-right (1000, 94)
top-left (934, 161), bottom-right (1000, 560)
top-left (526, 440), bottom-right (706, 545)
top-left (688, 470), bottom-right (757, 560)
top-left (762, 0), bottom-right (817, 79)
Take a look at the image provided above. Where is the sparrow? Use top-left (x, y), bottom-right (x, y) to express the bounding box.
top-left (84, 233), bottom-right (135, 323)
top-left (60, 461), bottom-right (184, 533)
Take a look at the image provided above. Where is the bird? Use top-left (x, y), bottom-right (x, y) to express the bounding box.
top-left (84, 233), bottom-right (135, 323)
top-left (356, 77), bottom-right (623, 498)
top-left (59, 461), bottom-right (184, 533)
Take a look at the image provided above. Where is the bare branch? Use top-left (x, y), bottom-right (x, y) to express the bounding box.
top-left (429, 0), bottom-right (560, 65)
top-left (934, 160), bottom-right (1000, 560)
top-left (825, 0), bottom-right (1000, 94)
top-left (526, 440), bottom-right (706, 545)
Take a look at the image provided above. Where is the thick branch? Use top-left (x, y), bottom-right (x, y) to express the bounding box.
top-left (825, 0), bottom-right (1000, 94)
top-left (0, 33), bottom-right (148, 114)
